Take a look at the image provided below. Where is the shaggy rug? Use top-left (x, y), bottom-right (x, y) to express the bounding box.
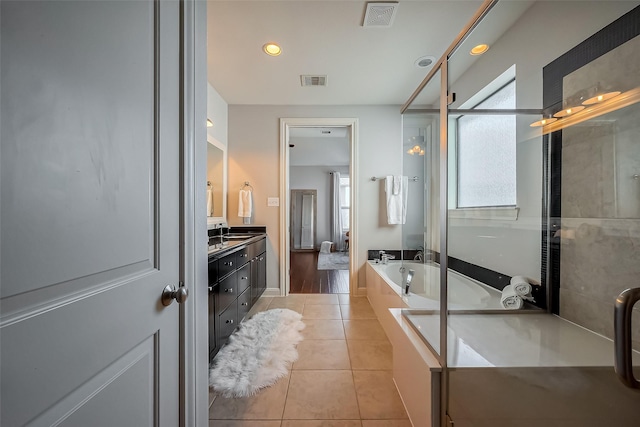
top-left (317, 252), bottom-right (350, 270)
top-left (209, 308), bottom-right (305, 398)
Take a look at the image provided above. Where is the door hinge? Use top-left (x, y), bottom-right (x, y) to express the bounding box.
top-left (447, 92), bottom-right (456, 105)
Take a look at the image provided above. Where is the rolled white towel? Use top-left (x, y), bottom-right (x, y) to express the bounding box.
top-left (510, 276), bottom-right (531, 297)
top-left (501, 284), bottom-right (523, 310)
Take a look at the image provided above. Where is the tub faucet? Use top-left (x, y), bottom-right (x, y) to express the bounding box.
top-left (413, 250), bottom-right (424, 262)
top-left (405, 269), bottom-right (415, 294)
top-left (381, 253), bottom-right (395, 264)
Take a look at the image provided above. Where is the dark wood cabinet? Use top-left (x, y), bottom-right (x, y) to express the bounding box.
top-left (208, 235), bottom-right (267, 362)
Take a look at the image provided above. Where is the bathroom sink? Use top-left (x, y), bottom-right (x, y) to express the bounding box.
top-left (223, 235), bottom-right (254, 241)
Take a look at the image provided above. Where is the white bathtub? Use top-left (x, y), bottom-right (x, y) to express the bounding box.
top-left (367, 260), bottom-right (503, 310)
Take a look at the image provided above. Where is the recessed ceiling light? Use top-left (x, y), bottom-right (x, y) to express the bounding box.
top-left (414, 55), bottom-right (435, 68)
top-left (470, 44), bottom-right (489, 55)
top-left (263, 43), bottom-right (281, 56)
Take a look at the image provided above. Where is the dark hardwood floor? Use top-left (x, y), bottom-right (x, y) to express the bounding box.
top-left (289, 251), bottom-right (349, 294)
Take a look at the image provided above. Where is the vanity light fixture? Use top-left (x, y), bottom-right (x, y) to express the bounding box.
top-left (207, 119), bottom-right (214, 128)
top-left (263, 43), bottom-right (282, 56)
top-left (470, 44), bottom-right (489, 55)
top-left (406, 133), bottom-right (425, 155)
top-left (530, 117), bottom-right (558, 127)
top-left (553, 105), bottom-right (585, 118)
top-left (582, 91), bottom-right (621, 105)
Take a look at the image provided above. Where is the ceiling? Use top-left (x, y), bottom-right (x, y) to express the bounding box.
top-left (289, 127), bottom-right (350, 166)
top-left (206, 0), bottom-right (486, 105)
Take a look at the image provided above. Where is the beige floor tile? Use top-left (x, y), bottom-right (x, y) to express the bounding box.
top-left (347, 340), bottom-right (393, 370)
top-left (268, 298), bottom-right (305, 313)
top-left (209, 373), bottom-right (290, 420)
top-left (293, 340), bottom-right (351, 370)
top-left (361, 421), bottom-right (411, 427)
top-left (283, 370), bottom-right (360, 420)
top-left (246, 297), bottom-right (273, 317)
top-left (337, 294), bottom-right (354, 304)
top-left (282, 421), bottom-right (362, 427)
top-left (343, 319), bottom-right (388, 341)
top-left (303, 304), bottom-right (342, 319)
top-left (353, 371), bottom-right (408, 420)
top-left (302, 320), bottom-right (346, 340)
top-left (210, 421), bottom-right (282, 427)
top-left (280, 294), bottom-right (308, 303)
top-left (338, 295), bottom-right (370, 305)
top-left (305, 294), bottom-right (340, 305)
top-left (340, 303), bottom-right (376, 320)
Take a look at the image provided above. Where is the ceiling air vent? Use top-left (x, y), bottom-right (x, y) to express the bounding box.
top-left (362, 2), bottom-right (399, 28)
top-left (300, 75), bottom-right (328, 87)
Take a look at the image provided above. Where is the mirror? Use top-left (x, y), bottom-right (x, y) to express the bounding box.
top-left (207, 136), bottom-right (227, 226)
top-left (290, 189), bottom-right (317, 251)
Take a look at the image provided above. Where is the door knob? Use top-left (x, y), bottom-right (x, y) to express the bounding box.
top-left (162, 285), bottom-right (189, 306)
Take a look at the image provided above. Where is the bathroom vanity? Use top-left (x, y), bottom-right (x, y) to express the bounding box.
top-left (208, 227), bottom-right (267, 362)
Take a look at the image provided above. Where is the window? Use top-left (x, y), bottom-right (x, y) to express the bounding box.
top-left (456, 79), bottom-right (516, 208)
top-left (339, 176), bottom-right (350, 231)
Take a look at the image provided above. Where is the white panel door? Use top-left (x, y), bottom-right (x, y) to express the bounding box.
top-left (1, 1), bottom-right (182, 425)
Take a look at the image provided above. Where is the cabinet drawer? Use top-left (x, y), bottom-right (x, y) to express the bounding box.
top-left (237, 287), bottom-right (252, 323)
top-left (218, 301), bottom-right (237, 347)
top-left (218, 272), bottom-right (237, 312)
top-left (207, 259), bottom-right (219, 285)
top-left (218, 252), bottom-right (236, 279)
top-left (236, 247), bottom-right (250, 266)
top-left (237, 263), bottom-right (251, 294)
top-left (248, 238), bottom-right (266, 260)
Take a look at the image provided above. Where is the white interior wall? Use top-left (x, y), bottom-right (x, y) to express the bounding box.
top-left (290, 165), bottom-right (349, 247)
top-left (207, 82), bottom-right (228, 146)
top-left (228, 105), bottom-right (403, 292)
top-left (438, 1), bottom-right (637, 281)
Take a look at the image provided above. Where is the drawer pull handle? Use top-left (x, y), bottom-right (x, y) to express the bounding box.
top-left (241, 302), bottom-right (248, 306)
top-left (241, 276), bottom-right (248, 280)
top-left (259, 257), bottom-right (264, 261)
top-left (225, 288), bottom-right (233, 293)
top-left (242, 254), bottom-right (248, 257)
top-left (226, 319), bottom-right (234, 324)
top-left (225, 261), bottom-right (233, 267)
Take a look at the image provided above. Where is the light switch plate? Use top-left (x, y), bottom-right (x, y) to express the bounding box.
top-left (267, 197), bottom-right (280, 207)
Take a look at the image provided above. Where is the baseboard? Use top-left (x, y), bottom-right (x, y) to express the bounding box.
top-left (263, 288), bottom-right (282, 297)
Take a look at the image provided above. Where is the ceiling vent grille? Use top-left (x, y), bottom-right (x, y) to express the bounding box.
top-left (300, 75), bottom-right (328, 87)
top-left (362, 2), bottom-right (398, 28)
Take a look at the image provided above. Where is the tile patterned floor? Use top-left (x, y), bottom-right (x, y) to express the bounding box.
top-left (209, 294), bottom-right (410, 427)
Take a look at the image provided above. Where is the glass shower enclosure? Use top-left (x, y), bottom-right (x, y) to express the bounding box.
top-left (400, 1), bottom-right (640, 426)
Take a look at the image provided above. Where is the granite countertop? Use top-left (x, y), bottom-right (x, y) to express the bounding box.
top-left (207, 233), bottom-right (265, 258)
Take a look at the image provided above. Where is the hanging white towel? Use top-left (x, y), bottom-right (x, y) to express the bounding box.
top-left (392, 176), bottom-right (402, 195)
top-left (206, 189), bottom-right (213, 217)
top-left (238, 189), bottom-right (252, 218)
top-left (385, 175), bottom-right (408, 225)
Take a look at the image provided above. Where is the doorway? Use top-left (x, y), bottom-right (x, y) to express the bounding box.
top-left (279, 118), bottom-right (358, 296)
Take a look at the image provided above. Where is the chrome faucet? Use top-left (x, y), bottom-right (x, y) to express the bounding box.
top-left (380, 252), bottom-right (395, 265)
top-left (413, 250), bottom-right (424, 262)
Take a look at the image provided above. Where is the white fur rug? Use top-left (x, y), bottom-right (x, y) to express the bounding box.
top-left (209, 308), bottom-right (305, 398)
